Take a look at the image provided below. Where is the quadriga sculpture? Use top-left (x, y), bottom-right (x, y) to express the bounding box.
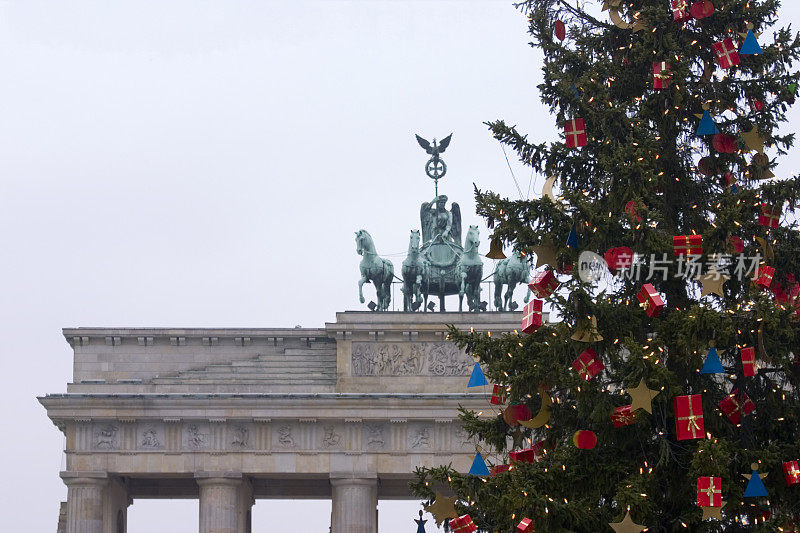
top-left (355, 230), bottom-right (394, 311)
top-left (493, 250), bottom-right (531, 311)
top-left (401, 230), bottom-right (427, 312)
top-left (458, 225), bottom-right (483, 312)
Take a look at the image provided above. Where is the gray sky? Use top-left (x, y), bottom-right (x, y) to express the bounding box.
top-left (3, 1), bottom-right (800, 531)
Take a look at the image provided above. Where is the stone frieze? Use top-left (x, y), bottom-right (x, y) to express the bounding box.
top-left (80, 418), bottom-right (473, 454)
top-left (351, 342), bottom-right (472, 376)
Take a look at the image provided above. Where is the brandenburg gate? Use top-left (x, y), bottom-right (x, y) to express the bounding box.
top-left (40, 312), bottom-right (519, 532)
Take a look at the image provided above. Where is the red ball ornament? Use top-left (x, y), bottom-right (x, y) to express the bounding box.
top-left (573, 430), bottom-right (597, 449)
top-left (718, 171), bottom-right (735, 187)
top-left (605, 247), bottom-right (634, 271)
top-left (690, 0), bottom-right (714, 19)
top-left (554, 20), bottom-right (566, 41)
top-left (712, 133), bottom-right (737, 154)
top-left (697, 156), bottom-right (717, 176)
top-left (557, 258), bottom-right (573, 275)
top-left (503, 404), bottom-right (532, 426)
top-left (625, 200), bottom-right (642, 222)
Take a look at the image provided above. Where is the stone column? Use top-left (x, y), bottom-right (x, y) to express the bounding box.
top-left (61, 472), bottom-right (108, 533)
top-left (238, 478), bottom-right (253, 533)
top-left (104, 477), bottom-right (130, 533)
top-left (196, 473), bottom-right (248, 533)
top-left (330, 474), bottom-right (378, 533)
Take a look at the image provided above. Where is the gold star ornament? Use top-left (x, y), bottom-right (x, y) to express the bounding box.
top-left (531, 241), bottom-right (558, 269)
top-left (701, 501), bottom-right (726, 520)
top-left (627, 379), bottom-right (659, 414)
top-left (423, 493), bottom-right (458, 527)
top-left (755, 236), bottom-right (775, 261)
top-left (571, 315), bottom-right (603, 342)
top-left (742, 125), bottom-right (766, 154)
top-left (698, 269), bottom-right (730, 297)
top-left (609, 510), bottom-right (646, 533)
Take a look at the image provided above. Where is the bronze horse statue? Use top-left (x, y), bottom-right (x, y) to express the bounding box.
top-left (458, 226), bottom-right (483, 312)
top-left (493, 250), bottom-right (531, 311)
top-left (401, 229), bottom-right (427, 311)
top-left (356, 230), bottom-right (394, 311)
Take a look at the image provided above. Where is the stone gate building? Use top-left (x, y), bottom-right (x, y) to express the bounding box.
top-left (40, 311), bottom-right (519, 533)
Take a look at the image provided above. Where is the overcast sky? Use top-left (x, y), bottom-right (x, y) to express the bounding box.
top-left (3, 1), bottom-right (800, 531)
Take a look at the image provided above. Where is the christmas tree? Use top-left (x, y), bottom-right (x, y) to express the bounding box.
top-left (411, 1), bottom-right (800, 531)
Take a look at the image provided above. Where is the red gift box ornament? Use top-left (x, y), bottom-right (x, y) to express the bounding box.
top-left (697, 477), bottom-right (722, 507)
top-left (672, 0), bottom-right (691, 21)
top-left (772, 274), bottom-right (799, 305)
top-left (449, 514), bottom-right (477, 533)
top-left (713, 38), bottom-right (741, 69)
top-left (741, 346), bottom-right (758, 376)
top-left (784, 461), bottom-right (800, 486)
top-left (490, 384), bottom-right (507, 405)
top-left (517, 518), bottom-right (534, 532)
top-left (750, 97), bottom-right (765, 112)
top-left (673, 235), bottom-right (703, 256)
top-left (759, 203), bottom-right (781, 228)
top-left (490, 463), bottom-right (512, 476)
top-left (729, 236), bottom-right (745, 253)
top-left (637, 283), bottom-right (665, 317)
top-left (529, 269), bottom-right (560, 298)
top-left (674, 394), bottom-right (705, 440)
top-left (509, 441), bottom-right (545, 464)
top-left (521, 299), bottom-right (544, 334)
top-left (754, 265), bottom-right (775, 289)
top-left (564, 118), bottom-right (587, 148)
top-left (572, 348), bottom-right (605, 381)
top-left (653, 61), bottom-right (672, 90)
top-left (610, 405), bottom-right (636, 428)
top-left (718, 389), bottom-right (755, 425)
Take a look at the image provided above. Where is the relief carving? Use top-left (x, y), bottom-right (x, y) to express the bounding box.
top-left (230, 425), bottom-right (249, 449)
top-left (321, 426), bottom-right (341, 448)
top-left (278, 426), bottom-right (295, 448)
top-left (454, 426), bottom-right (473, 448)
top-left (364, 424), bottom-right (385, 449)
top-left (140, 425), bottom-right (161, 448)
top-left (351, 342), bottom-right (472, 376)
top-left (94, 423), bottom-right (119, 449)
top-left (185, 424), bottom-right (208, 449)
top-left (409, 427), bottom-right (431, 450)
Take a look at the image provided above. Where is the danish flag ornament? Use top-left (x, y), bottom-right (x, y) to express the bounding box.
top-left (713, 38), bottom-right (741, 69)
top-left (564, 118), bottom-right (587, 148)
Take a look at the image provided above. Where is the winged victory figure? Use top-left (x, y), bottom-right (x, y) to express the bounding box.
top-left (420, 195), bottom-right (461, 247)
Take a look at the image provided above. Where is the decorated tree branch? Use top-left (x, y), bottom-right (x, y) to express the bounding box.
top-left (412, 1), bottom-right (800, 531)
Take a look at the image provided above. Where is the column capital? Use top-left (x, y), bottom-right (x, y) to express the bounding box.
top-left (195, 471), bottom-right (243, 487)
top-left (60, 471), bottom-right (108, 487)
top-left (329, 473), bottom-right (378, 487)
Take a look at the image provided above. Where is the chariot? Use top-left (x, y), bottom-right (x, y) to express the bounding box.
top-left (355, 132), bottom-right (529, 312)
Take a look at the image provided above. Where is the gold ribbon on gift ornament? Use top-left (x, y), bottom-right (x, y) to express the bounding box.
top-left (677, 400), bottom-right (702, 437)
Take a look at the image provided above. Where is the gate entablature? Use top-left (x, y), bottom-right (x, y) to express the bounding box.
top-left (42, 311), bottom-right (524, 533)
